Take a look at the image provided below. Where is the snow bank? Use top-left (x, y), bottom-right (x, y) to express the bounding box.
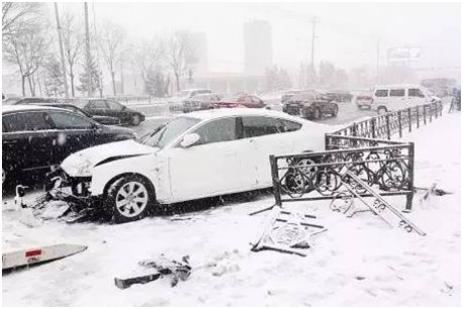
top-left (2, 114), bottom-right (460, 306)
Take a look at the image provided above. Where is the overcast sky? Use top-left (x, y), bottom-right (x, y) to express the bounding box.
top-left (55, 2), bottom-right (460, 73)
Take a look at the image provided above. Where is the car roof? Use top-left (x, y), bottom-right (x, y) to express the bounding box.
top-left (2, 104), bottom-right (65, 114)
top-left (185, 108), bottom-right (304, 122)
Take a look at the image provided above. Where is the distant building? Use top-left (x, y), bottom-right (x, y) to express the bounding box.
top-left (244, 20), bottom-right (273, 76)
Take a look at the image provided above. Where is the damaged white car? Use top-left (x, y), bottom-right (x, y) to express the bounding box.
top-left (47, 108), bottom-right (331, 222)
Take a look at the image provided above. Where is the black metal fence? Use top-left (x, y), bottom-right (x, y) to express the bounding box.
top-left (269, 102), bottom-right (444, 211)
top-left (331, 102), bottom-right (443, 140)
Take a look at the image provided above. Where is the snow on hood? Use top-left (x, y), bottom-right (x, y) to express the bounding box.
top-left (61, 140), bottom-right (157, 177)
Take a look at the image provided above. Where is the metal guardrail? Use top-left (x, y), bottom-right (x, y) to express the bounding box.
top-left (331, 102), bottom-right (443, 140)
top-left (269, 102), bottom-right (444, 212)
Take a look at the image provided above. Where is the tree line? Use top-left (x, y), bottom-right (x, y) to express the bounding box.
top-left (2, 2), bottom-right (200, 98)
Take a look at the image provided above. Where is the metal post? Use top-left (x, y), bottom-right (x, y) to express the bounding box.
top-left (386, 114), bottom-right (391, 140)
top-left (371, 118), bottom-right (376, 139)
top-left (416, 106), bottom-right (420, 128)
top-left (398, 111), bottom-right (402, 138)
top-left (423, 105), bottom-right (427, 125)
top-left (405, 142), bottom-right (415, 211)
top-left (408, 108), bottom-right (412, 132)
top-left (429, 104), bottom-right (432, 123)
top-left (270, 155), bottom-right (282, 207)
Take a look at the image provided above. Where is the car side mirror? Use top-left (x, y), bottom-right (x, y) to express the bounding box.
top-left (180, 133), bottom-right (200, 148)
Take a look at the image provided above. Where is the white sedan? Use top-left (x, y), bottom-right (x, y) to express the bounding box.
top-left (54, 108), bottom-right (332, 222)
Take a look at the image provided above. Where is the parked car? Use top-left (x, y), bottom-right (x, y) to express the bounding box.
top-left (325, 91), bottom-right (353, 103)
top-left (282, 90), bottom-right (338, 120)
top-left (281, 90), bottom-right (302, 104)
top-left (2, 96), bottom-right (22, 105)
top-left (355, 92), bottom-right (374, 110)
top-left (14, 98), bottom-right (146, 126)
top-left (168, 89), bottom-right (213, 112)
top-left (183, 93), bottom-right (221, 113)
top-left (213, 94), bottom-right (266, 109)
top-left (47, 108), bottom-right (332, 222)
top-left (372, 84), bottom-right (441, 113)
top-left (2, 105), bottom-right (136, 187)
top-left (14, 97), bottom-right (60, 104)
top-left (29, 103), bottom-right (121, 125)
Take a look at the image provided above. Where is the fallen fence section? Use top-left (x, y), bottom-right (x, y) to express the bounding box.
top-left (251, 207), bottom-right (327, 257)
top-left (270, 137), bottom-right (415, 210)
top-left (330, 169), bottom-right (425, 236)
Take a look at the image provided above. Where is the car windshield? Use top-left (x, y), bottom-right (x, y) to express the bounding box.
top-left (138, 116), bottom-right (201, 148)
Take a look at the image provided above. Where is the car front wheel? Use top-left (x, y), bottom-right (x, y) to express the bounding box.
top-left (107, 175), bottom-right (155, 223)
top-left (131, 114), bottom-right (141, 126)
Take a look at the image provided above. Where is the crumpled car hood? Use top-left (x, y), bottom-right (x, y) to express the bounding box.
top-left (61, 140), bottom-right (158, 177)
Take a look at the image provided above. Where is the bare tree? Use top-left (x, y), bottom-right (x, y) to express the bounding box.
top-left (61, 11), bottom-right (81, 97)
top-left (2, 2), bottom-right (42, 37)
top-left (99, 21), bottom-right (126, 96)
top-left (167, 31), bottom-right (196, 92)
top-left (3, 22), bottom-right (49, 96)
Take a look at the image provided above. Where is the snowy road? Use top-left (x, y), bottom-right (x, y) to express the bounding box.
top-left (2, 112), bottom-right (460, 306)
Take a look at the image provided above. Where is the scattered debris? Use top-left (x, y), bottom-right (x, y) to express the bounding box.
top-left (251, 207), bottom-right (327, 257)
top-left (2, 244), bottom-right (87, 271)
top-left (114, 255), bottom-right (192, 289)
top-left (331, 168), bottom-right (426, 236)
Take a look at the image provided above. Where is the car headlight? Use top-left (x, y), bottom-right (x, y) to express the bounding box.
top-left (68, 159), bottom-right (93, 177)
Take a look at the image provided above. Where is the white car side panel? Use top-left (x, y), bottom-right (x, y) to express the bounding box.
top-left (89, 154), bottom-right (172, 203)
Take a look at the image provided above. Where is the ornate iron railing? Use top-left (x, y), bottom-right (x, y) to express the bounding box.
top-left (269, 102), bottom-right (444, 211)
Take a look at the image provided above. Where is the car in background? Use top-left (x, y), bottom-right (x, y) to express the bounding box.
top-left (372, 85), bottom-right (441, 113)
top-left (325, 91), bottom-right (353, 103)
top-left (183, 93), bottom-right (222, 113)
top-left (213, 94), bottom-right (266, 109)
top-left (168, 89), bottom-right (213, 112)
top-left (354, 92), bottom-right (374, 110)
top-left (282, 90), bottom-right (338, 120)
top-left (281, 90), bottom-right (302, 104)
top-left (14, 97), bottom-right (61, 104)
top-left (29, 102), bottom-right (121, 125)
top-left (2, 96), bottom-right (22, 105)
top-left (49, 108), bottom-right (332, 222)
top-left (2, 105), bottom-right (136, 187)
top-left (14, 98), bottom-right (146, 126)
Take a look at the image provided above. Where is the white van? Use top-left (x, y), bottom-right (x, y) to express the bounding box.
top-left (371, 84), bottom-right (440, 113)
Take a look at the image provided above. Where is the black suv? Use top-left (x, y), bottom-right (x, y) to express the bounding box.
top-left (2, 105), bottom-right (135, 187)
top-left (282, 90), bottom-right (338, 120)
top-left (15, 98), bottom-right (146, 126)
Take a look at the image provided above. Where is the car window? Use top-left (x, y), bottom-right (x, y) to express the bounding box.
top-left (408, 88), bottom-right (424, 97)
top-left (280, 119), bottom-right (302, 132)
top-left (241, 116), bottom-right (289, 137)
top-left (48, 111), bottom-right (94, 129)
top-left (193, 117), bottom-right (237, 145)
top-left (89, 100), bottom-right (108, 109)
top-left (106, 100), bottom-right (124, 111)
top-left (375, 90), bottom-right (388, 97)
top-left (139, 117), bottom-right (201, 148)
top-left (390, 89), bottom-right (405, 97)
top-left (3, 111), bottom-right (53, 132)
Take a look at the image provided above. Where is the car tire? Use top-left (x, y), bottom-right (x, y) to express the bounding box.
top-left (332, 104), bottom-right (339, 117)
top-left (131, 114), bottom-right (141, 126)
top-left (377, 106), bottom-right (387, 114)
top-left (313, 108), bottom-right (321, 120)
top-left (106, 175), bottom-right (156, 223)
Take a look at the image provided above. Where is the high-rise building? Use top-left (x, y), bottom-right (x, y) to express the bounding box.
top-left (244, 20), bottom-right (273, 76)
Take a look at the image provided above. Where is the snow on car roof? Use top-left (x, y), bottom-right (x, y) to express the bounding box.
top-left (185, 107), bottom-right (305, 122)
top-left (2, 104), bottom-right (63, 114)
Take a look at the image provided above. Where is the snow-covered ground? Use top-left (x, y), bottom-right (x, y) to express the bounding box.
top-left (2, 113), bottom-right (460, 306)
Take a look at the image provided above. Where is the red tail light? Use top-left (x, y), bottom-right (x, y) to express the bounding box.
top-left (25, 249), bottom-right (42, 257)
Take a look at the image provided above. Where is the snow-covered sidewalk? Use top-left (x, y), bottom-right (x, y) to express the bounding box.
top-left (2, 113), bottom-right (461, 306)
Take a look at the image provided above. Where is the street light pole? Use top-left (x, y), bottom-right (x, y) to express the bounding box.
top-left (54, 3), bottom-right (69, 98)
